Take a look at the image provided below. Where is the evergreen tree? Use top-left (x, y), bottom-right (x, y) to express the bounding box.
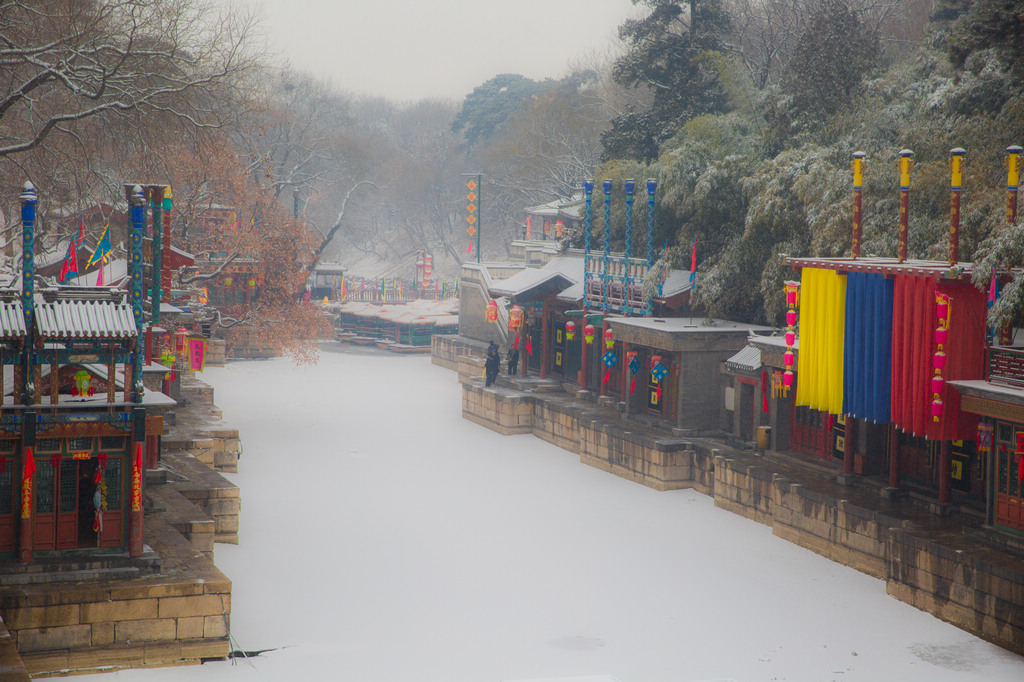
top-left (602, 0), bottom-right (733, 162)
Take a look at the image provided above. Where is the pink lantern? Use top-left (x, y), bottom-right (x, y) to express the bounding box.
top-left (785, 330), bottom-right (796, 346)
top-left (565, 320), bottom-right (576, 341)
top-left (931, 375), bottom-right (945, 394)
top-left (784, 350), bottom-right (794, 368)
top-left (936, 294), bottom-right (948, 323)
top-left (786, 310), bottom-right (797, 327)
top-left (931, 397), bottom-right (944, 420)
top-left (935, 326), bottom-right (948, 346)
top-left (783, 370), bottom-right (793, 387)
top-left (933, 351), bottom-right (947, 371)
top-left (785, 281), bottom-right (800, 307)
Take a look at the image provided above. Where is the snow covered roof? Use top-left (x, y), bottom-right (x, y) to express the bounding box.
top-left (35, 298), bottom-right (138, 339)
top-left (725, 345), bottom-right (762, 372)
top-left (0, 301), bottom-right (26, 339)
top-left (489, 256), bottom-right (583, 298)
top-left (524, 194), bottom-right (585, 220)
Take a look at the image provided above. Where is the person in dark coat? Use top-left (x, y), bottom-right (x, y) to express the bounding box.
top-left (506, 345), bottom-right (519, 375)
top-left (484, 341), bottom-right (500, 387)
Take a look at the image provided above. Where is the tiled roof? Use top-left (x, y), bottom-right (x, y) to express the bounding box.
top-left (0, 301), bottom-right (26, 338)
top-left (35, 299), bottom-right (138, 339)
top-left (725, 345), bottom-right (763, 372)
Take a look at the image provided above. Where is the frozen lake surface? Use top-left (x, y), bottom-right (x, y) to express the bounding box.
top-left (99, 345), bottom-right (1024, 681)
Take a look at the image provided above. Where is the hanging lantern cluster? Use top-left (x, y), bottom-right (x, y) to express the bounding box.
top-left (423, 253), bottom-right (432, 289)
top-left (509, 304), bottom-right (524, 332)
top-left (627, 350), bottom-right (640, 394)
top-left (584, 323), bottom-right (596, 344)
top-left (565, 320), bottom-right (576, 341)
top-left (604, 328), bottom-right (614, 349)
top-left (932, 293), bottom-right (950, 422)
top-left (555, 219), bottom-right (564, 237)
top-left (485, 299), bottom-right (498, 323)
top-left (783, 281), bottom-right (800, 388)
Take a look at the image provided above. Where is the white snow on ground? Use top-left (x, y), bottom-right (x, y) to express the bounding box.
top-left (98, 346), bottom-right (1024, 681)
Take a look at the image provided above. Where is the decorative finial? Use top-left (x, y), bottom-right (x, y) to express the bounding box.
top-left (20, 181), bottom-right (37, 203)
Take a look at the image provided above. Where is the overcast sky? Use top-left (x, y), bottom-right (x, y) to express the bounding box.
top-left (241, 0), bottom-right (639, 102)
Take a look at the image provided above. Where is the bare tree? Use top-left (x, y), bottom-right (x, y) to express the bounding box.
top-left (0, 0), bottom-right (262, 159)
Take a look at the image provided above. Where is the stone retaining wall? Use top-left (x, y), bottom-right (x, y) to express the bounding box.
top-left (460, 377), bottom-right (1024, 656)
top-left (0, 573), bottom-right (230, 675)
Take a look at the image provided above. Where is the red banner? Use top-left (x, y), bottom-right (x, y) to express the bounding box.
top-left (131, 442), bottom-right (143, 512)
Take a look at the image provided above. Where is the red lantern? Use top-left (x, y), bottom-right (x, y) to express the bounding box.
top-left (565, 320), bottom-right (576, 340)
top-left (785, 281), bottom-right (800, 307)
top-left (485, 299), bottom-right (498, 323)
top-left (784, 350), bottom-right (794, 368)
top-left (786, 310), bottom-right (797, 327)
top-left (931, 375), bottom-right (944, 394)
top-left (175, 326), bottom-right (189, 355)
top-left (509, 304), bottom-right (524, 331)
top-left (933, 351), bottom-right (947, 371)
top-left (932, 397), bottom-right (944, 420)
top-left (604, 327), bottom-right (614, 349)
top-left (783, 370), bottom-right (794, 387)
top-left (936, 293), bottom-right (949, 324)
top-left (935, 326), bottom-right (948, 346)
top-left (584, 324), bottom-right (596, 344)
top-left (555, 219), bottom-right (564, 237)
top-left (785, 330), bottom-right (795, 346)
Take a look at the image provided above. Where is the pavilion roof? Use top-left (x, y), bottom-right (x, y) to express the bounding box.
top-left (0, 301), bottom-right (26, 339)
top-left (35, 298), bottom-right (138, 339)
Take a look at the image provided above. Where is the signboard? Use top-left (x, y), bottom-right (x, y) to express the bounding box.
top-left (188, 338), bottom-right (206, 372)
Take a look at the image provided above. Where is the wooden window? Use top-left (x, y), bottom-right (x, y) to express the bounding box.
top-left (68, 437), bottom-right (92, 452)
top-left (100, 436), bottom-right (126, 451)
top-left (36, 438), bottom-right (61, 453)
top-left (0, 465), bottom-right (12, 515)
top-left (36, 461), bottom-right (55, 514)
top-left (105, 459), bottom-right (122, 510)
top-left (59, 460), bottom-right (77, 513)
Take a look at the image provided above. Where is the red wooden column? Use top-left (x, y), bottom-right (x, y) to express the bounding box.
top-left (540, 308), bottom-right (549, 380)
top-left (18, 412), bottom-right (36, 563)
top-left (128, 408), bottom-right (145, 557)
top-left (579, 324), bottom-right (588, 391)
top-left (519, 324), bottom-right (527, 378)
top-left (620, 342), bottom-right (631, 402)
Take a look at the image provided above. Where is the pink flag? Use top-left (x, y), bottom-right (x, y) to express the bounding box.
top-left (96, 263), bottom-right (104, 286)
top-left (989, 265), bottom-right (997, 305)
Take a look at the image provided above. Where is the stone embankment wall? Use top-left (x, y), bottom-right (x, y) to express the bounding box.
top-left (460, 376), bottom-right (1024, 656)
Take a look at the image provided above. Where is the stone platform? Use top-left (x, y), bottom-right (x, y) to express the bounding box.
top-left (0, 373), bottom-right (241, 678)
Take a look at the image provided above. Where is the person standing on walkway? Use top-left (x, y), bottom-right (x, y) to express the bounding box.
top-left (485, 341), bottom-right (500, 387)
top-left (506, 345), bottom-right (519, 376)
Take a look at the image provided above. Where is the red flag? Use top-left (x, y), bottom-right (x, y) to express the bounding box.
top-left (58, 239), bottom-right (79, 283)
top-left (761, 370), bottom-right (770, 414)
top-left (526, 335), bottom-right (533, 355)
top-left (630, 376), bottom-right (635, 394)
top-left (689, 236), bottom-right (698, 285)
top-left (23, 447), bottom-right (35, 479)
top-left (603, 369), bottom-right (609, 384)
top-left (513, 334), bottom-right (520, 351)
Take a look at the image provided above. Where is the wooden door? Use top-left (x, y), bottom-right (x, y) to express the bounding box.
top-left (33, 459), bottom-right (56, 550)
top-left (56, 459), bottom-right (78, 549)
top-left (100, 457), bottom-right (124, 548)
top-left (995, 424), bottom-right (1024, 531)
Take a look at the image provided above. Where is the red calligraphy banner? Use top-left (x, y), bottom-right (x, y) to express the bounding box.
top-left (131, 443), bottom-right (142, 512)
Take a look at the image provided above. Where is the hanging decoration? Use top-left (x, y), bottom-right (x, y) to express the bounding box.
top-left (602, 349), bottom-right (618, 385)
top-left (565, 320), bottom-right (576, 341)
top-left (509, 304), bottom-right (524, 332)
top-left (525, 216), bottom-right (532, 239)
top-left (932, 292), bottom-right (950, 422)
top-left (485, 299), bottom-right (498, 323)
top-left (71, 370), bottom-right (94, 397)
top-left (584, 323), bottom-right (596, 344)
top-left (783, 281), bottom-right (799, 388)
top-left (627, 350), bottom-right (639, 394)
top-left (131, 443), bottom-right (143, 513)
top-left (555, 219), bottom-right (564, 238)
top-left (760, 370), bottom-right (770, 414)
top-left (604, 327), bottom-right (614, 349)
top-left (21, 446), bottom-right (34, 519)
top-left (651, 354), bottom-right (668, 401)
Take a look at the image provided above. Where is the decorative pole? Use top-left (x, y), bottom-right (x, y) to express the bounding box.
top-left (1008, 145), bottom-right (1022, 225)
top-left (149, 186), bottom-right (165, 326)
top-left (851, 151), bottom-right (865, 259)
top-left (130, 185), bottom-right (145, 404)
top-left (464, 174), bottom-right (482, 263)
top-left (162, 187), bottom-right (172, 302)
top-left (20, 182), bottom-right (37, 406)
top-left (898, 149), bottom-right (914, 263)
top-left (293, 188), bottom-right (300, 220)
top-left (18, 183), bottom-right (38, 564)
top-left (949, 148), bottom-right (965, 265)
top-left (583, 179), bottom-right (594, 310)
top-left (624, 179), bottom-right (634, 314)
top-left (602, 179), bottom-right (612, 311)
top-left (646, 178), bottom-right (657, 315)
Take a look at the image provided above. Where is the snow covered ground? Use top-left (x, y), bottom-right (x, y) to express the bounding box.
top-left (98, 345), bottom-right (1024, 681)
